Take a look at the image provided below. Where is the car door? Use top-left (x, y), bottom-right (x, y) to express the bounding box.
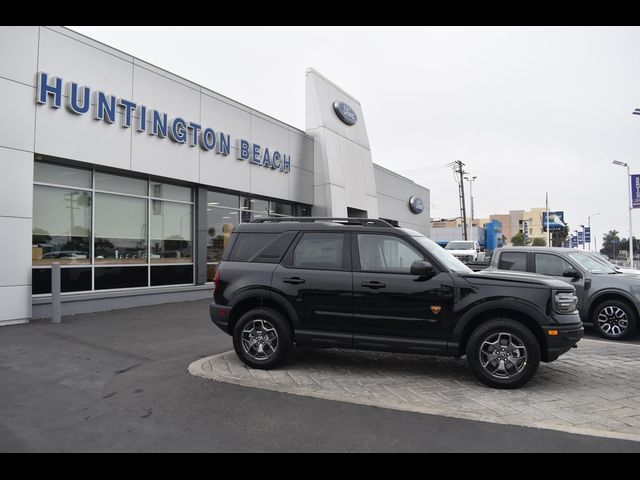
top-left (533, 252), bottom-right (586, 314)
top-left (351, 232), bottom-right (454, 354)
top-left (271, 231), bottom-right (353, 347)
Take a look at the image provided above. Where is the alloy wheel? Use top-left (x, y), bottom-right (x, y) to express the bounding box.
top-left (479, 332), bottom-right (528, 379)
top-left (597, 306), bottom-right (629, 337)
top-left (241, 319), bottom-right (279, 361)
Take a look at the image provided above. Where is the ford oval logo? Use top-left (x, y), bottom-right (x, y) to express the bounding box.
top-left (409, 195), bottom-right (424, 214)
top-left (333, 101), bottom-right (358, 126)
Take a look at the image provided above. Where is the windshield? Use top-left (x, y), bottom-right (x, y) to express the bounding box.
top-left (445, 241), bottom-right (475, 250)
top-left (413, 236), bottom-right (472, 273)
top-left (568, 252), bottom-right (617, 274)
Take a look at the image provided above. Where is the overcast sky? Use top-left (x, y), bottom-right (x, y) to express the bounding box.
top-left (70, 26), bottom-right (640, 249)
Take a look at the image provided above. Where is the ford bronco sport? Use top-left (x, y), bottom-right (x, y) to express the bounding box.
top-left (209, 218), bottom-right (583, 388)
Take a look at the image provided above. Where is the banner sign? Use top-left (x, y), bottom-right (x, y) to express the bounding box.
top-left (632, 175), bottom-right (640, 208)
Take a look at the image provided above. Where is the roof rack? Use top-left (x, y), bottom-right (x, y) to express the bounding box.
top-left (251, 217), bottom-right (393, 227)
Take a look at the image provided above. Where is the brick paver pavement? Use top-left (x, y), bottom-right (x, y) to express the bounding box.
top-left (189, 338), bottom-right (640, 441)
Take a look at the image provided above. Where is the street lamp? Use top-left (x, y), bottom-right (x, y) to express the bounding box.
top-left (612, 160), bottom-right (634, 268)
top-left (464, 175), bottom-right (477, 242)
top-left (587, 212), bottom-right (602, 252)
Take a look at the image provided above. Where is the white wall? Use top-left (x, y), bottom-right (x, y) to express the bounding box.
top-left (306, 68), bottom-right (378, 218)
top-left (32, 27), bottom-right (314, 205)
top-left (374, 165), bottom-right (430, 236)
top-left (0, 26), bottom-right (316, 324)
top-left (0, 26), bottom-right (39, 324)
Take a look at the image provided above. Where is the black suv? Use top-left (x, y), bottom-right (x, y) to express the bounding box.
top-left (210, 218), bottom-right (583, 388)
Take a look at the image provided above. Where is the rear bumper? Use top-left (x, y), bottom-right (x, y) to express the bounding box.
top-left (543, 323), bottom-right (584, 362)
top-left (209, 303), bottom-right (233, 334)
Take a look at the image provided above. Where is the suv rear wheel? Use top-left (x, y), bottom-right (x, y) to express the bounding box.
top-left (232, 308), bottom-right (293, 369)
top-left (466, 319), bottom-right (540, 389)
top-left (592, 299), bottom-right (637, 340)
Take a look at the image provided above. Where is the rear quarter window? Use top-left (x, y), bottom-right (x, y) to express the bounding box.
top-left (498, 252), bottom-right (527, 271)
top-left (229, 232), bottom-right (297, 263)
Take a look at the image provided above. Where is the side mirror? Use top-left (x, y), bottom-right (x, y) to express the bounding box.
top-left (411, 260), bottom-right (435, 276)
top-left (563, 269), bottom-right (581, 279)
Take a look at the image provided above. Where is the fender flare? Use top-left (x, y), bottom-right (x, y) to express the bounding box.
top-left (586, 289), bottom-right (639, 318)
top-left (453, 297), bottom-right (547, 340)
top-left (230, 288), bottom-right (301, 329)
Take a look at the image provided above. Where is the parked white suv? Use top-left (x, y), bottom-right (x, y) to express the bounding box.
top-left (444, 240), bottom-right (485, 263)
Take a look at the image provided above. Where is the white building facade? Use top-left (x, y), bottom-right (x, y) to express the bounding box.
top-left (0, 26), bottom-right (430, 325)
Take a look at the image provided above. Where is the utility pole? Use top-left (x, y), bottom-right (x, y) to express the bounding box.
top-left (453, 160), bottom-right (468, 240)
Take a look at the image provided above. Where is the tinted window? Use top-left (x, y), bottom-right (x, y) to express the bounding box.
top-left (293, 233), bottom-right (344, 270)
top-left (32, 267), bottom-right (92, 294)
top-left (229, 233), bottom-right (278, 262)
top-left (95, 172), bottom-right (147, 196)
top-left (535, 254), bottom-right (572, 276)
top-left (151, 265), bottom-right (194, 286)
top-left (34, 161), bottom-right (91, 188)
top-left (357, 234), bottom-right (423, 273)
top-left (498, 252), bottom-right (527, 271)
top-left (95, 266), bottom-right (148, 290)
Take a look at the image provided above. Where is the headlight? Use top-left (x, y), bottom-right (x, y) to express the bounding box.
top-left (553, 290), bottom-right (578, 314)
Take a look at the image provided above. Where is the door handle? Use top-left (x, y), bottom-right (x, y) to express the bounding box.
top-left (283, 277), bottom-right (305, 285)
top-left (361, 281), bottom-right (386, 289)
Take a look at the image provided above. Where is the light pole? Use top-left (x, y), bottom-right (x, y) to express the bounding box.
top-left (587, 212), bottom-right (602, 252)
top-left (464, 175), bottom-right (477, 242)
top-left (612, 160), bottom-right (634, 268)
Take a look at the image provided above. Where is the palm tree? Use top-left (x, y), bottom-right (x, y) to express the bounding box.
top-left (601, 230), bottom-right (620, 258)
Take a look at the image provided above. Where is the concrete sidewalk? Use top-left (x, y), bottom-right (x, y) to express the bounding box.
top-left (1, 299), bottom-right (639, 452)
top-left (191, 341), bottom-right (640, 442)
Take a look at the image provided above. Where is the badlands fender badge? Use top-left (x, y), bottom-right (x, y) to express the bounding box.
top-left (430, 305), bottom-right (442, 315)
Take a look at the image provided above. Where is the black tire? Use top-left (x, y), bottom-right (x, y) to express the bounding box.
top-left (591, 299), bottom-right (637, 340)
top-left (466, 319), bottom-right (541, 389)
top-left (232, 308), bottom-right (293, 369)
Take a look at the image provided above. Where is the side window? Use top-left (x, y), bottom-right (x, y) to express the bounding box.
top-left (357, 234), bottom-right (423, 273)
top-left (229, 233), bottom-right (294, 263)
top-left (498, 252), bottom-right (527, 271)
top-left (292, 233), bottom-right (345, 270)
top-left (535, 253), bottom-right (572, 276)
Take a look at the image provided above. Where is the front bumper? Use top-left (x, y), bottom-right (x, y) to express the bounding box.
top-left (210, 303), bottom-right (233, 334)
top-left (542, 323), bottom-right (584, 362)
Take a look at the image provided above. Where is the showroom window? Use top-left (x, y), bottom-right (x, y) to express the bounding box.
top-left (206, 192), bottom-right (308, 281)
top-left (32, 158), bottom-right (194, 294)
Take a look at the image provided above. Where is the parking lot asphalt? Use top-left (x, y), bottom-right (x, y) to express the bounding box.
top-left (1, 299), bottom-right (639, 452)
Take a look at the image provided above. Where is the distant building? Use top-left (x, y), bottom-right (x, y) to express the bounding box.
top-left (431, 207), bottom-right (565, 246)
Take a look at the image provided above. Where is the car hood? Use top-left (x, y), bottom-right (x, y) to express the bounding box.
top-left (616, 268), bottom-right (640, 276)
top-left (446, 249), bottom-right (475, 255)
top-left (464, 269), bottom-right (574, 289)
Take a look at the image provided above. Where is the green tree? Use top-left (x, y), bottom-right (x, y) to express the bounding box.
top-left (531, 237), bottom-right (547, 246)
top-left (600, 230), bottom-right (620, 258)
top-left (511, 232), bottom-right (527, 246)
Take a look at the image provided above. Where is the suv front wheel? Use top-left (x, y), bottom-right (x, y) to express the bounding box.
top-left (466, 319), bottom-right (541, 389)
top-left (592, 299), bottom-right (637, 340)
top-left (232, 308), bottom-right (293, 369)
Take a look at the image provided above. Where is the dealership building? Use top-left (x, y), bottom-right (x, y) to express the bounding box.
top-left (0, 26), bottom-right (430, 326)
